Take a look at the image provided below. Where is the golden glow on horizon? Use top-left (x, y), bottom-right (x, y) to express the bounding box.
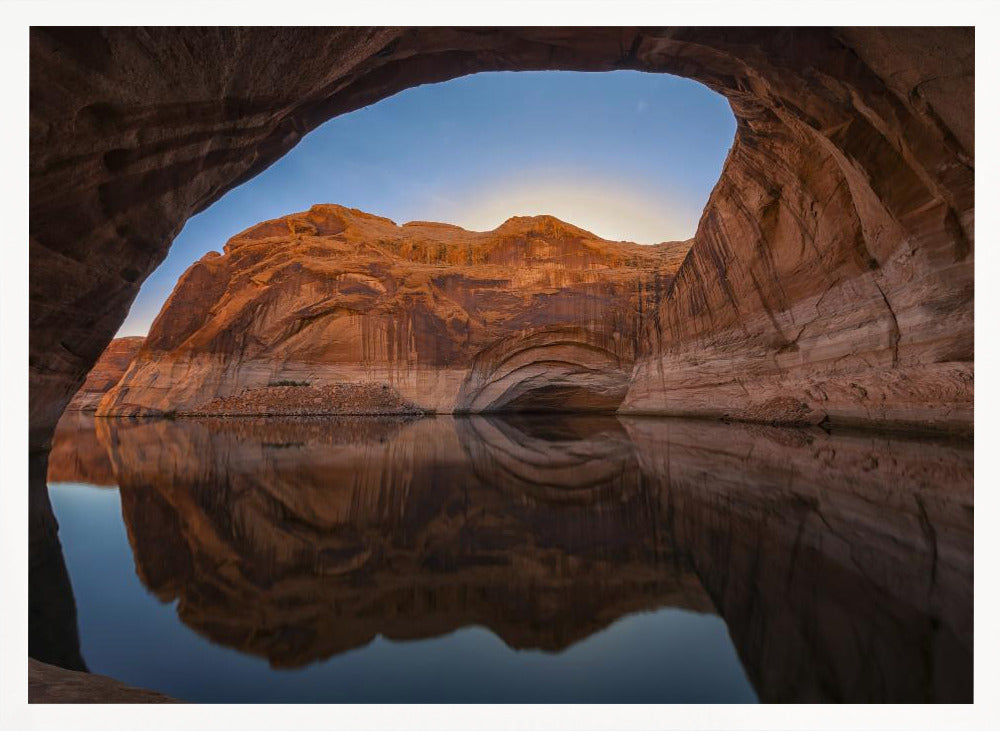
top-left (427, 173), bottom-right (699, 245)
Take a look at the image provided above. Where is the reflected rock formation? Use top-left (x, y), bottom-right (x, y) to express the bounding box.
top-left (30, 449), bottom-right (87, 672)
top-left (47, 410), bottom-right (117, 486)
top-left (47, 413), bottom-right (972, 701)
top-left (622, 418), bottom-right (973, 703)
top-left (96, 416), bottom-right (710, 665)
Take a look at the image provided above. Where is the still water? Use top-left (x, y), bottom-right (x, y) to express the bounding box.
top-left (38, 412), bottom-right (973, 703)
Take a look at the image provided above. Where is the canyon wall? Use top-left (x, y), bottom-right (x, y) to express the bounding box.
top-left (30, 28), bottom-right (973, 446)
top-left (98, 206), bottom-right (685, 416)
top-left (620, 28), bottom-right (973, 432)
top-left (64, 336), bottom-right (143, 411)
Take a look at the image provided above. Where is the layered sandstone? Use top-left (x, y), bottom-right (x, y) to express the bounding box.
top-left (98, 206), bottom-right (687, 416)
top-left (30, 28), bottom-right (973, 446)
top-left (64, 336), bottom-right (143, 411)
top-left (621, 31), bottom-right (975, 432)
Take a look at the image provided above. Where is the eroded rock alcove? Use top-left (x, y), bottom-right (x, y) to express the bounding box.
top-left (30, 27), bottom-right (973, 447)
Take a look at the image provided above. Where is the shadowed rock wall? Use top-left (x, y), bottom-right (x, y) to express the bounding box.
top-left (30, 27), bottom-right (973, 448)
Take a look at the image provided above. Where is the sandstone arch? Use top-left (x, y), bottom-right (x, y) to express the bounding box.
top-left (30, 27), bottom-right (974, 448)
top-left (456, 326), bottom-right (634, 412)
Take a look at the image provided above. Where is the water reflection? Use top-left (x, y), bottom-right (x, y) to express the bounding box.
top-left (30, 448), bottom-right (87, 672)
top-left (99, 415), bottom-right (707, 663)
top-left (42, 412), bottom-right (973, 702)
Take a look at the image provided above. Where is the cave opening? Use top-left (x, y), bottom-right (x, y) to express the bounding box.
top-left (502, 384), bottom-right (622, 413)
top-left (30, 27), bottom-right (974, 442)
top-left (80, 69), bottom-right (737, 419)
top-left (26, 27), bottom-right (975, 706)
top-left (115, 69), bottom-right (735, 342)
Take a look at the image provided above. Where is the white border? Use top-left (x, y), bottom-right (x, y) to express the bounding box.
top-left (0, 0), bottom-right (992, 27)
top-left (2, 2), bottom-right (997, 730)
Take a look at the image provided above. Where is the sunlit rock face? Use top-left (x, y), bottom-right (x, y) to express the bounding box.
top-left (29, 28), bottom-right (973, 446)
top-left (98, 206), bottom-right (686, 416)
top-left (64, 336), bottom-right (143, 412)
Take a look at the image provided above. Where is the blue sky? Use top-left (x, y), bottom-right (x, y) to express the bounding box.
top-left (118, 71), bottom-right (735, 336)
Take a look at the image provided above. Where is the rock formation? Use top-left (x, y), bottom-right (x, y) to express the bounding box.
top-left (29, 28), bottom-right (974, 448)
top-left (98, 206), bottom-right (686, 416)
top-left (28, 29), bottom-right (975, 706)
top-left (64, 336), bottom-right (143, 411)
top-left (29, 659), bottom-right (177, 703)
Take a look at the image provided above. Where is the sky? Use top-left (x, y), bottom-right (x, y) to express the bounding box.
top-left (117, 71), bottom-right (736, 336)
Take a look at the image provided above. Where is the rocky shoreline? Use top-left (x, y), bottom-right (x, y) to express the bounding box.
top-left (181, 382), bottom-right (425, 417)
top-left (28, 659), bottom-right (178, 703)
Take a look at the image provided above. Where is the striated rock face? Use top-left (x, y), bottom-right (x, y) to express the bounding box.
top-left (29, 28), bottom-right (973, 446)
top-left (64, 336), bottom-right (143, 411)
top-left (98, 206), bottom-right (686, 416)
top-left (455, 325), bottom-right (635, 412)
top-left (621, 30), bottom-right (975, 432)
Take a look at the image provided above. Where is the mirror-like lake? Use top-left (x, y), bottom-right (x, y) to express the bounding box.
top-left (35, 412), bottom-right (973, 703)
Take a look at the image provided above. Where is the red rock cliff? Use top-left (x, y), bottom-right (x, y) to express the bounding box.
top-left (99, 205), bottom-right (688, 416)
top-left (64, 336), bottom-right (143, 411)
